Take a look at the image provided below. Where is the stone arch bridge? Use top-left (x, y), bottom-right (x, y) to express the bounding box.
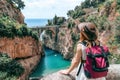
top-left (30, 26), bottom-right (60, 42)
top-left (30, 26), bottom-right (60, 36)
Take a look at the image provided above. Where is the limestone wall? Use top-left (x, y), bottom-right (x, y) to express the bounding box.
top-left (0, 37), bottom-right (41, 58)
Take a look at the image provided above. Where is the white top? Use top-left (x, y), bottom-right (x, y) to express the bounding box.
top-left (76, 44), bottom-right (106, 80)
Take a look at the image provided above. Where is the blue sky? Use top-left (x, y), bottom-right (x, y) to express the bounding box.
top-left (22, 0), bottom-right (84, 19)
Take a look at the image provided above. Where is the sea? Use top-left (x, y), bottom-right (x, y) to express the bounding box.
top-left (24, 18), bottom-right (48, 27)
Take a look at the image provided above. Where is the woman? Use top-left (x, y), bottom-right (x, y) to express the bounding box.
top-left (59, 22), bottom-right (106, 80)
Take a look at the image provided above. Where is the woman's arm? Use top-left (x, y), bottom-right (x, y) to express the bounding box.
top-left (59, 44), bottom-right (82, 74)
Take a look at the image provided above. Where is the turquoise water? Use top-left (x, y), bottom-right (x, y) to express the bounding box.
top-left (25, 19), bottom-right (48, 27)
top-left (30, 48), bottom-right (70, 77)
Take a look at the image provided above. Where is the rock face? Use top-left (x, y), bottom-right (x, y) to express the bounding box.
top-left (0, 37), bottom-right (41, 58)
top-left (0, 0), bottom-right (24, 24)
top-left (106, 64), bottom-right (120, 80)
top-left (40, 68), bottom-right (76, 80)
top-left (18, 55), bottom-right (41, 80)
top-left (0, 37), bottom-right (42, 80)
top-left (40, 64), bottom-right (120, 80)
top-left (42, 27), bottom-right (75, 59)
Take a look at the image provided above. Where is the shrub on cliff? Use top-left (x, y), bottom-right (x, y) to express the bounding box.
top-left (71, 32), bottom-right (80, 46)
top-left (67, 8), bottom-right (86, 19)
top-left (104, 1), bottom-right (113, 17)
top-left (0, 53), bottom-right (24, 80)
top-left (79, 17), bottom-right (86, 22)
top-left (68, 20), bottom-right (75, 29)
top-left (109, 53), bottom-right (120, 64)
top-left (81, 0), bottom-right (106, 8)
top-left (31, 31), bottom-right (39, 41)
top-left (86, 15), bottom-right (110, 32)
top-left (114, 16), bottom-right (120, 44)
top-left (46, 30), bottom-right (53, 39)
top-left (117, 0), bottom-right (120, 14)
top-left (114, 26), bottom-right (120, 43)
top-left (0, 16), bottom-right (39, 41)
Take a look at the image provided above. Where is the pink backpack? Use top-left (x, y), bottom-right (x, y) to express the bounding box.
top-left (77, 42), bottom-right (110, 79)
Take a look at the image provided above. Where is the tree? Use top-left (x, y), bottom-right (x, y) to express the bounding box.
top-left (68, 20), bottom-right (75, 29)
top-left (75, 6), bottom-right (82, 11)
top-left (47, 20), bottom-right (52, 26)
top-left (67, 10), bottom-right (74, 18)
top-left (7, 0), bottom-right (25, 9)
top-left (91, 0), bottom-right (98, 7)
top-left (73, 9), bottom-right (86, 19)
top-left (53, 15), bottom-right (58, 25)
top-left (81, 0), bottom-right (91, 9)
top-left (81, 0), bottom-right (106, 8)
top-left (57, 17), bottom-right (66, 25)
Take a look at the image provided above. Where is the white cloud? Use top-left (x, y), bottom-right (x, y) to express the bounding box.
top-left (22, 0), bottom-right (84, 19)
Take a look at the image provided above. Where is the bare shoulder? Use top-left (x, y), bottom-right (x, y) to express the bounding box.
top-left (76, 43), bottom-right (82, 51)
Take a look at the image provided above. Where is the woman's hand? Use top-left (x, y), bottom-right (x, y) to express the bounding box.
top-left (59, 69), bottom-right (70, 75)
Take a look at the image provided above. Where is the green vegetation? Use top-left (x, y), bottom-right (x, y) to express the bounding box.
top-left (86, 15), bottom-right (110, 32)
top-left (47, 15), bottom-right (66, 26)
top-left (71, 33), bottom-right (80, 54)
top-left (109, 53), bottom-right (120, 64)
top-left (106, 16), bottom-right (120, 50)
top-left (67, 20), bottom-right (75, 29)
top-left (60, 32), bottom-right (65, 36)
top-left (0, 53), bottom-right (24, 80)
top-left (45, 30), bottom-right (53, 39)
top-left (79, 17), bottom-right (86, 22)
top-left (104, 1), bottom-right (113, 17)
top-left (0, 16), bottom-right (38, 41)
top-left (70, 32), bottom-right (80, 54)
top-left (7, 0), bottom-right (25, 10)
top-left (81, 0), bottom-right (106, 8)
top-left (117, 0), bottom-right (120, 12)
top-left (115, 25), bottom-right (120, 44)
top-left (67, 7), bottom-right (86, 19)
top-left (114, 16), bottom-right (120, 44)
top-left (71, 32), bottom-right (80, 45)
top-left (67, 0), bottom-right (107, 19)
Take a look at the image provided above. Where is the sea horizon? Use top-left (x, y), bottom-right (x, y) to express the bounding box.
top-left (24, 18), bottom-right (51, 27)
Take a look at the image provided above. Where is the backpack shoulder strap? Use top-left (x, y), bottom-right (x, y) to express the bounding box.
top-left (76, 62), bottom-right (83, 76)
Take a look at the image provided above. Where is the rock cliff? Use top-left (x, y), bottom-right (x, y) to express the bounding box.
top-left (42, 27), bottom-right (76, 59)
top-left (0, 0), bottom-right (24, 24)
top-left (40, 64), bottom-right (120, 80)
top-left (18, 55), bottom-right (41, 80)
top-left (0, 37), bottom-right (42, 80)
top-left (0, 37), bottom-right (41, 58)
